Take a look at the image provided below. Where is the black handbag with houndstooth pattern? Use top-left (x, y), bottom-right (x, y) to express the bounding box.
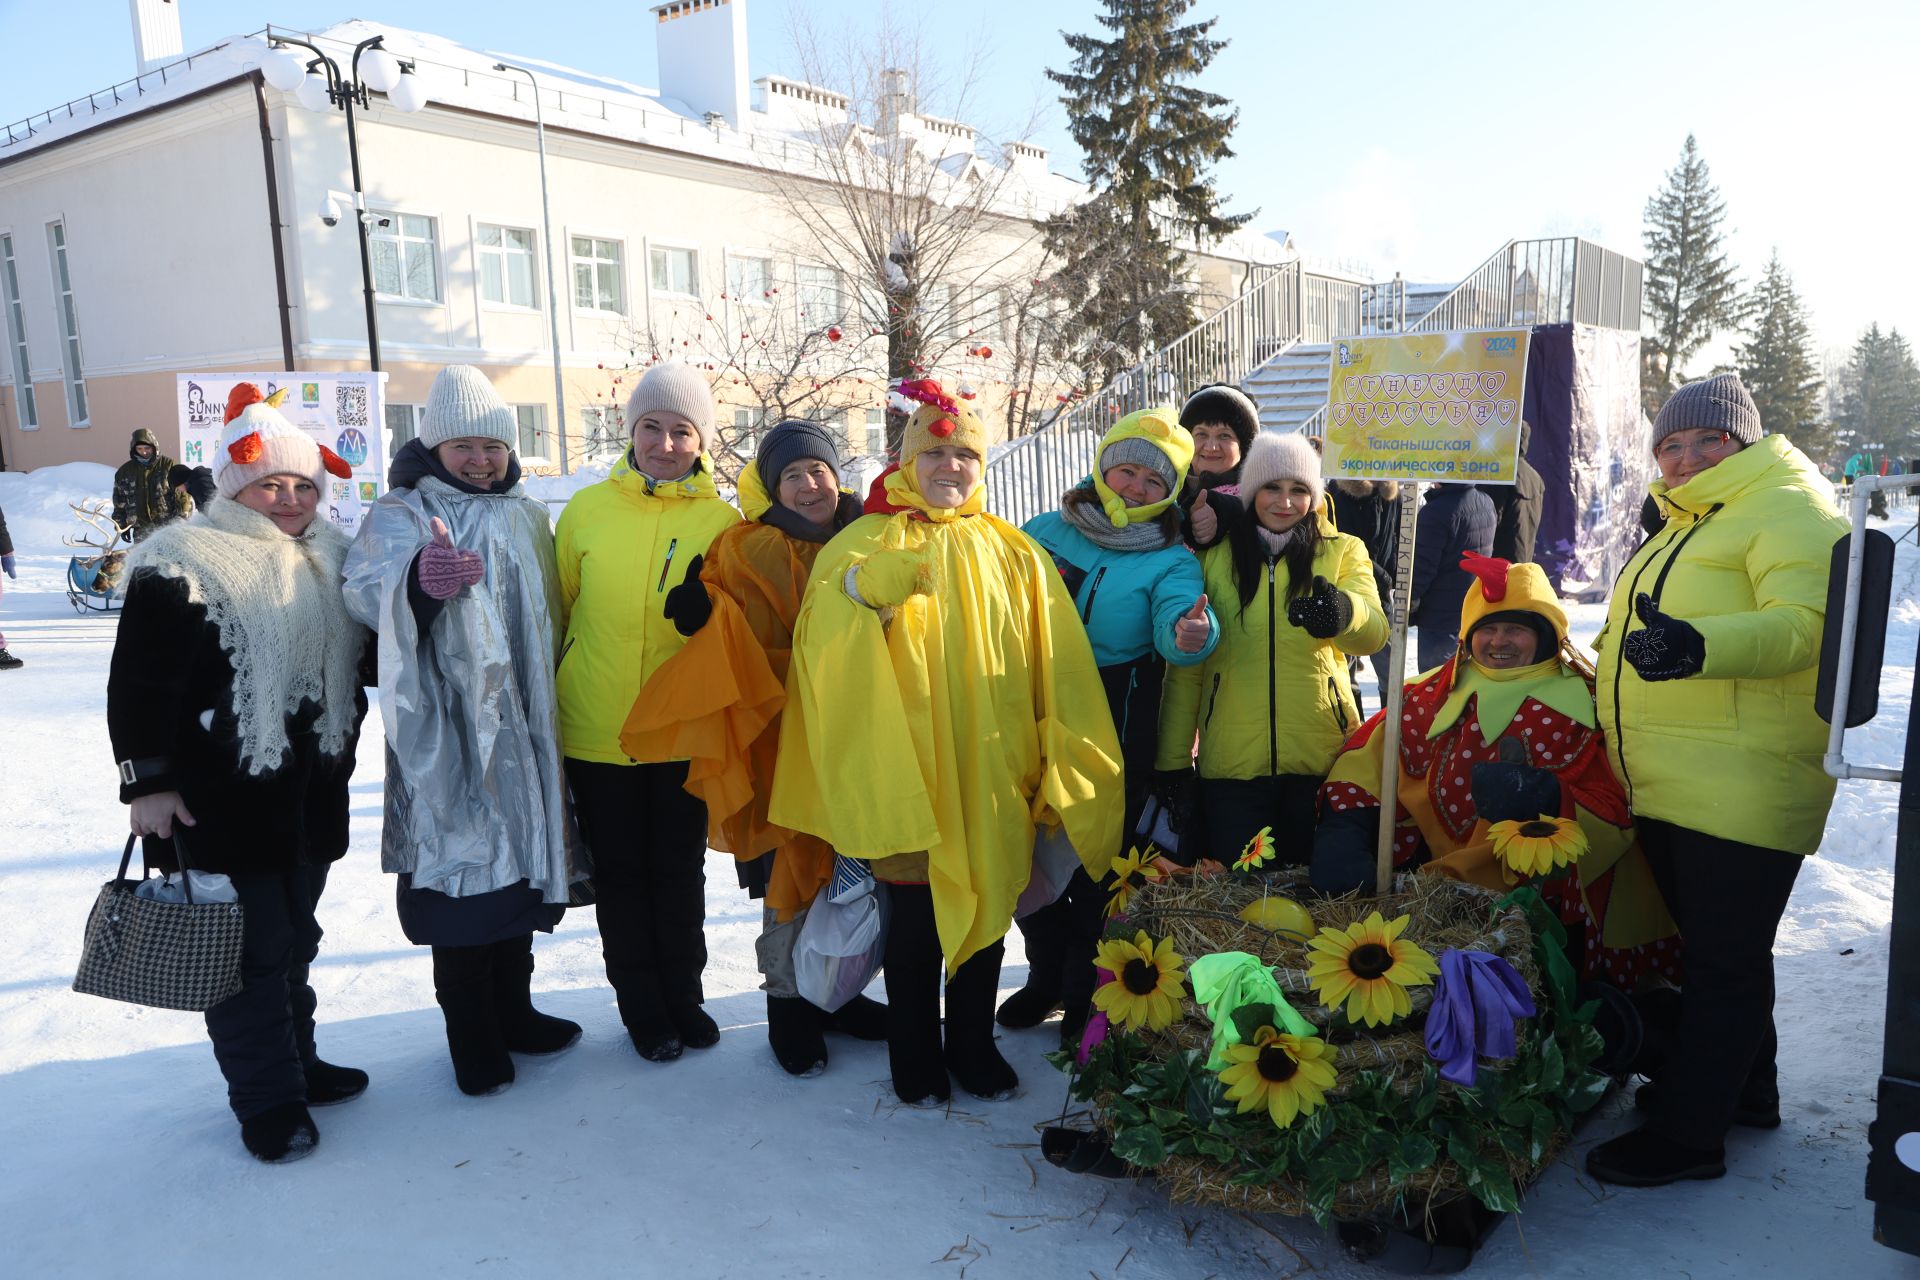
top-left (73, 834), bottom-right (244, 1011)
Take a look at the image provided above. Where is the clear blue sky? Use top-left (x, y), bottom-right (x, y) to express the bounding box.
top-left (1, 0), bottom-right (1907, 376)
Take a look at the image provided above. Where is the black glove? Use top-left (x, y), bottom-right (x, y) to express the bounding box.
top-left (1146, 767), bottom-right (1196, 840)
top-left (1622, 593), bottom-right (1705, 682)
top-left (1285, 575), bottom-right (1353, 639)
top-left (662, 554), bottom-right (711, 637)
top-left (1469, 760), bottom-right (1564, 825)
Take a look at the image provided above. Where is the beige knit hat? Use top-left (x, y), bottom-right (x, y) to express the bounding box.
top-left (1237, 431), bottom-right (1324, 506)
top-left (420, 365), bottom-right (516, 449)
top-left (625, 360), bottom-right (716, 452)
top-left (214, 383), bottom-right (348, 499)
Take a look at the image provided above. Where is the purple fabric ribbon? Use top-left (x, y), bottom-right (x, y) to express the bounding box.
top-left (1425, 950), bottom-right (1535, 1087)
top-left (1076, 969), bottom-right (1115, 1066)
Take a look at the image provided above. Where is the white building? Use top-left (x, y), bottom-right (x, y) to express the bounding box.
top-left (0, 0), bottom-right (1293, 474)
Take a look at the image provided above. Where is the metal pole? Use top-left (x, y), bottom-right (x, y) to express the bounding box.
top-left (1374, 483), bottom-right (1421, 892)
top-left (345, 39), bottom-right (384, 372)
top-left (496, 62), bottom-right (570, 474)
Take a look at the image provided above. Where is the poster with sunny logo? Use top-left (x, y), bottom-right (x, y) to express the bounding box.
top-left (1321, 329), bottom-right (1530, 484)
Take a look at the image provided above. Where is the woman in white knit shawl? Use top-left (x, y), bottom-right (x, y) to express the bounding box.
top-left (106, 384), bottom-right (371, 1166)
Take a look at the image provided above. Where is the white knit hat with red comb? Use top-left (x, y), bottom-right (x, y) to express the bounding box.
top-left (214, 383), bottom-right (351, 499)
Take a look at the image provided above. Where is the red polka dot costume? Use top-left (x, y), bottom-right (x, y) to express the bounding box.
top-left (1319, 554), bottom-right (1682, 990)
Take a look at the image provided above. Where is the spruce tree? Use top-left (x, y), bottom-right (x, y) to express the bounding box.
top-left (1044, 0), bottom-right (1250, 382)
top-left (1837, 324), bottom-right (1920, 461)
top-left (1734, 250), bottom-right (1829, 460)
top-left (1641, 135), bottom-right (1744, 411)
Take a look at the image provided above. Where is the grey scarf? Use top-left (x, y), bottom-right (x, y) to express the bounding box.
top-left (1058, 484), bottom-right (1175, 552)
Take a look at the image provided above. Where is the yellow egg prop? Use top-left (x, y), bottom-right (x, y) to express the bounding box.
top-left (1238, 895), bottom-right (1315, 940)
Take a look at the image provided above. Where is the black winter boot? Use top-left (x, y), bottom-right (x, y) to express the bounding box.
top-left (490, 935), bottom-right (582, 1056)
top-left (432, 945), bottom-right (514, 1097)
top-left (240, 1101), bottom-right (319, 1164)
top-left (825, 994), bottom-right (888, 1042)
top-left (883, 883), bottom-right (950, 1106)
top-left (1585, 1126), bottom-right (1726, 1187)
top-left (768, 995), bottom-right (828, 1077)
top-left (303, 1059), bottom-right (369, 1107)
top-left (945, 940), bottom-right (1020, 1101)
top-left (669, 1003), bottom-right (721, 1050)
top-left (0, 649), bottom-right (22, 671)
top-left (1633, 1081), bottom-right (1781, 1130)
top-left (996, 897), bottom-right (1068, 1029)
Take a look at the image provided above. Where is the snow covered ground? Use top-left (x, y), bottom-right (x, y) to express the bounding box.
top-left (2, 463), bottom-right (1915, 1278)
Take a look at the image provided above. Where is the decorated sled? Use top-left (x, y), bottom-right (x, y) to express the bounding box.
top-left (62, 500), bottom-right (130, 614)
top-left (1045, 847), bottom-right (1610, 1272)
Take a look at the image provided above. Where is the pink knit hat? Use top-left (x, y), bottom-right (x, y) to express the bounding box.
top-left (214, 384), bottom-right (351, 499)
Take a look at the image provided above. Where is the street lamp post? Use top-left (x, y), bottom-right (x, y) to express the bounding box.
top-left (492, 61), bottom-right (571, 474)
top-left (262, 30), bottom-right (428, 373)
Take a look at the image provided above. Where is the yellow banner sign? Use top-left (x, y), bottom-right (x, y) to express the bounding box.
top-left (1321, 329), bottom-right (1530, 484)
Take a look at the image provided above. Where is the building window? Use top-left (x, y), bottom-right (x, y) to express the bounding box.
top-left (46, 221), bottom-right (87, 425)
top-left (385, 401), bottom-right (424, 453)
top-left (650, 245), bottom-right (699, 297)
top-left (972, 288), bottom-right (1003, 338)
top-left (571, 237), bottom-right (625, 313)
top-left (369, 212), bottom-right (440, 302)
top-left (1, 234), bottom-right (35, 429)
top-left (732, 407), bottom-right (760, 457)
top-left (580, 404), bottom-right (625, 460)
top-left (478, 224), bottom-right (537, 308)
top-left (864, 408), bottom-right (885, 457)
top-left (513, 404), bottom-right (547, 459)
top-left (797, 265), bottom-right (843, 324)
top-left (727, 254), bottom-right (771, 302)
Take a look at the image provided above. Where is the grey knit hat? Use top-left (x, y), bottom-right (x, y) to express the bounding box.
top-left (625, 360), bottom-right (716, 453)
top-left (1179, 383), bottom-right (1260, 453)
top-left (420, 365), bottom-right (517, 450)
top-left (1652, 373), bottom-right (1763, 450)
top-left (1099, 435), bottom-right (1179, 496)
top-left (1237, 430), bottom-right (1324, 506)
top-left (758, 419), bottom-right (842, 492)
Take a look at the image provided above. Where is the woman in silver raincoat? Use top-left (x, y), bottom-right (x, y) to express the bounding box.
top-left (343, 366), bottom-right (585, 1097)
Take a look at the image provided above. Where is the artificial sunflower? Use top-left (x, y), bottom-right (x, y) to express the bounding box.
top-left (1231, 826), bottom-right (1276, 873)
top-left (1488, 813), bottom-right (1589, 878)
top-left (1218, 1025), bottom-right (1338, 1129)
top-left (1105, 846), bottom-right (1166, 917)
top-left (1304, 911), bottom-right (1440, 1027)
top-left (1091, 931), bottom-right (1187, 1031)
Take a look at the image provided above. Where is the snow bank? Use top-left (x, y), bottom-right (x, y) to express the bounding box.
top-left (0, 462), bottom-right (118, 554)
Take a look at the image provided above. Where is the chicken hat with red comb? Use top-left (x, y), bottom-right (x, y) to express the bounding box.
top-left (214, 382), bottom-right (353, 500)
top-left (1456, 551), bottom-right (1567, 657)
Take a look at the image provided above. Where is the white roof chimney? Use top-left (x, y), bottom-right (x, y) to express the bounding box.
top-left (130, 0), bottom-right (184, 75)
top-left (651, 0), bottom-right (751, 131)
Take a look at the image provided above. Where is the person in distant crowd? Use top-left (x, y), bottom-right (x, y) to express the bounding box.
top-left (106, 384), bottom-right (370, 1164)
top-left (113, 427), bottom-right (191, 541)
top-left (770, 380), bottom-right (1123, 1107)
top-left (621, 419), bottom-right (886, 1078)
top-left (1177, 382), bottom-right (1259, 549)
top-left (1483, 419), bottom-right (1544, 564)
top-left (998, 409), bottom-right (1218, 1046)
top-left (1409, 481), bottom-right (1497, 671)
top-left (0, 501), bottom-right (19, 670)
top-left (1330, 477), bottom-right (1404, 705)
top-left (556, 361), bottom-right (741, 1064)
top-left (1311, 551), bottom-right (1681, 996)
top-left (1585, 373), bottom-right (1848, 1189)
top-left (1157, 431), bottom-right (1386, 864)
top-left (343, 366), bottom-right (585, 1099)
top-left (169, 463), bottom-right (218, 512)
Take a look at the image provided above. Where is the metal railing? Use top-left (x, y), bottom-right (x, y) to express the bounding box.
top-left (985, 262), bottom-right (1365, 526)
top-left (1407, 237), bottom-right (1642, 335)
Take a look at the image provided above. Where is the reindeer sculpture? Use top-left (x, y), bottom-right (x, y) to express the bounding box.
top-left (63, 498), bottom-right (133, 613)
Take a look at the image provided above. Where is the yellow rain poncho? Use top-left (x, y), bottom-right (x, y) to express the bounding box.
top-left (768, 464), bottom-right (1125, 974)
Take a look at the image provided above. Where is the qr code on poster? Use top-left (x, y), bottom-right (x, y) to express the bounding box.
top-left (335, 383), bottom-right (370, 427)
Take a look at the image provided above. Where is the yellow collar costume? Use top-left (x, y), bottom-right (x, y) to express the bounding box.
top-left (769, 391), bottom-right (1124, 973)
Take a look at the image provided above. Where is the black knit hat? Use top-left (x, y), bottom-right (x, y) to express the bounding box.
top-left (1651, 373), bottom-right (1763, 449)
top-left (1467, 608), bottom-right (1559, 660)
top-left (1179, 383), bottom-right (1259, 454)
top-left (757, 419), bottom-right (842, 496)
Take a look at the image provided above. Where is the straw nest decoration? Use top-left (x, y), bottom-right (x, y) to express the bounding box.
top-left (1057, 870), bottom-right (1607, 1225)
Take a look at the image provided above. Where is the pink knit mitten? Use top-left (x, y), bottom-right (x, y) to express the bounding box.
top-left (416, 517), bottom-right (485, 600)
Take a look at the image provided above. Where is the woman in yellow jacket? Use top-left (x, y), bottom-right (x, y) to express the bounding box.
top-left (769, 381), bottom-right (1123, 1107)
top-left (619, 419), bottom-right (886, 1077)
top-left (1157, 431), bottom-right (1387, 864)
top-left (555, 361), bottom-right (740, 1063)
top-left (1585, 374), bottom-right (1848, 1189)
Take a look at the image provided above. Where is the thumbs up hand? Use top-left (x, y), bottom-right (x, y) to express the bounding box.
top-left (663, 553), bottom-right (713, 636)
top-left (1187, 486), bottom-right (1218, 544)
top-left (415, 516), bottom-right (487, 600)
top-left (1174, 593), bottom-right (1212, 653)
top-left (1285, 575), bottom-right (1353, 639)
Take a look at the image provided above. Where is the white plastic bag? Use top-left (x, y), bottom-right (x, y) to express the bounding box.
top-left (1014, 826), bottom-right (1082, 919)
top-left (133, 870), bottom-right (237, 904)
top-left (793, 884), bottom-right (889, 1012)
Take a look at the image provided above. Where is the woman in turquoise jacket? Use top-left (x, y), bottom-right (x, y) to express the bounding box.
top-left (997, 409), bottom-right (1219, 1042)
